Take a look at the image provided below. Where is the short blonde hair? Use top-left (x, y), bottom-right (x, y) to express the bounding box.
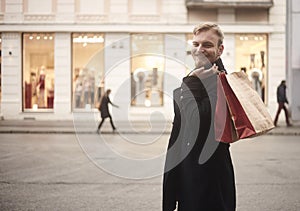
top-left (193, 23), bottom-right (224, 46)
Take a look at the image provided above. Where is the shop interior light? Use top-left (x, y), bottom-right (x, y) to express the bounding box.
top-left (36, 34), bottom-right (40, 40)
top-left (29, 35), bottom-right (33, 40)
top-left (145, 99), bottom-right (151, 107)
top-left (33, 104), bottom-right (38, 110)
top-left (44, 35), bottom-right (48, 40)
top-left (239, 35), bottom-right (265, 42)
top-left (49, 35), bottom-right (53, 40)
top-left (98, 36), bottom-right (104, 43)
top-left (73, 34), bottom-right (104, 43)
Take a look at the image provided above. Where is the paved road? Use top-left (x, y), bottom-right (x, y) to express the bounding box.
top-left (0, 133), bottom-right (299, 210)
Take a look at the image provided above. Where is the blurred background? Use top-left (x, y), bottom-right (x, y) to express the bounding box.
top-left (0, 0), bottom-right (298, 123)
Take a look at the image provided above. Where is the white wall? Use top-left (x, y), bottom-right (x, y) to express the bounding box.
top-left (4, 0), bottom-right (23, 23)
top-left (221, 33), bottom-right (235, 73)
top-left (1, 33), bottom-right (22, 119)
top-left (289, 0), bottom-right (300, 120)
top-left (268, 0), bottom-right (287, 121)
top-left (54, 33), bottom-right (72, 119)
top-left (268, 33), bottom-right (286, 118)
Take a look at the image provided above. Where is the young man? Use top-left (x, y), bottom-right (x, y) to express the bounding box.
top-left (274, 80), bottom-right (292, 127)
top-left (97, 89), bottom-right (118, 133)
top-left (163, 23), bottom-right (236, 211)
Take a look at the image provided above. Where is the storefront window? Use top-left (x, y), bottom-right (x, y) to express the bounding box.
top-left (72, 33), bottom-right (104, 110)
top-left (235, 34), bottom-right (268, 102)
top-left (23, 33), bottom-right (55, 110)
top-left (131, 34), bottom-right (164, 107)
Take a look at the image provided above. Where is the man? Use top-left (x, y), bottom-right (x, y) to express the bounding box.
top-left (97, 89), bottom-right (118, 133)
top-left (274, 80), bottom-right (291, 127)
top-left (163, 23), bottom-right (236, 211)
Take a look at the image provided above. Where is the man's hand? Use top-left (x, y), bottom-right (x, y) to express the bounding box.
top-left (190, 64), bottom-right (220, 79)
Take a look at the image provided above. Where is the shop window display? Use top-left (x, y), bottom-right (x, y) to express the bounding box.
top-left (235, 34), bottom-right (268, 102)
top-left (23, 33), bottom-right (55, 110)
top-left (72, 33), bottom-right (105, 110)
top-left (131, 34), bottom-right (164, 107)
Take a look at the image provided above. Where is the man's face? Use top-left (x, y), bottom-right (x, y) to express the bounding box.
top-left (191, 29), bottom-right (224, 68)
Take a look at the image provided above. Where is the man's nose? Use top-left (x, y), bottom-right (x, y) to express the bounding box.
top-left (196, 44), bottom-right (203, 52)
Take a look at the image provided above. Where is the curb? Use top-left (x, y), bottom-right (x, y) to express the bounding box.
top-left (0, 121), bottom-right (299, 135)
top-left (0, 129), bottom-right (299, 136)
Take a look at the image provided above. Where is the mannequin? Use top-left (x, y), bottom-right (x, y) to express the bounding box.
top-left (37, 69), bottom-right (46, 108)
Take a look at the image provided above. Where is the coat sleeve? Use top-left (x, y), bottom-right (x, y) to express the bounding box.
top-left (167, 87), bottom-right (181, 149)
top-left (163, 87), bottom-right (182, 211)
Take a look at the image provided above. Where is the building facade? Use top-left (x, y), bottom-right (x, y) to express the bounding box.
top-left (0, 0), bottom-right (288, 121)
top-left (287, 0), bottom-right (300, 120)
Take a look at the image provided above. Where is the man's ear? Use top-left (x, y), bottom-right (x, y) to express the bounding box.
top-left (218, 44), bottom-right (224, 56)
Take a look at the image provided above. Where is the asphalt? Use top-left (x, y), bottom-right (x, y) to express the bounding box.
top-left (0, 119), bottom-right (299, 135)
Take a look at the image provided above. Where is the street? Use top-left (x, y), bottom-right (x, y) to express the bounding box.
top-left (0, 133), bottom-right (299, 211)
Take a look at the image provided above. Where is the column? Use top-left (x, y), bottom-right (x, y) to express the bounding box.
top-left (54, 33), bottom-right (72, 118)
top-left (1, 33), bottom-right (22, 119)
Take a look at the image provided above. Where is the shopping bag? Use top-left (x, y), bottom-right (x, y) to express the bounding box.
top-left (215, 75), bottom-right (239, 143)
top-left (215, 72), bottom-right (274, 143)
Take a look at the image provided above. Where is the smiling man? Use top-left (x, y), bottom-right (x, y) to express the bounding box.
top-left (163, 23), bottom-right (236, 211)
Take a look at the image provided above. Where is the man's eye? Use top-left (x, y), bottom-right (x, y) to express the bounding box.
top-left (202, 43), bottom-right (213, 48)
top-left (193, 43), bottom-right (199, 47)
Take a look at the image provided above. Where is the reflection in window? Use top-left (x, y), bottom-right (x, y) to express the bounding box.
top-left (131, 34), bottom-right (164, 107)
top-left (72, 33), bottom-right (105, 110)
top-left (235, 34), bottom-right (267, 102)
top-left (23, 33), bottom-right (55, 110)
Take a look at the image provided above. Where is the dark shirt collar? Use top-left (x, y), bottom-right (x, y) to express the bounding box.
top-left (214, 58), bottom-right (227, 73)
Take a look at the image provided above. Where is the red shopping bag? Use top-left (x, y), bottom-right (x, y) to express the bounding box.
top-left (215, 74), bottom-right (239, 143)
top-left (215, 72), bottom-right (274, 143)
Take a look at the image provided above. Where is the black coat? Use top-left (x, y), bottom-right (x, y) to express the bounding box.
top-left (99, 95), bottom-right (112, 118)
top-left (277, 83), bottom-right (288, 103)
top-left (163, 59), bottom-right (236, 211)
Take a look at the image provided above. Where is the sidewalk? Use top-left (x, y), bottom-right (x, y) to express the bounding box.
top-left (0, 119), bottom-right (172, 134)
top-left (0, 119), bottom-right (299, 135)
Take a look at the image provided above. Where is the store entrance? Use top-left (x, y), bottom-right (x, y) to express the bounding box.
top-left (23, 33), bottom-right (55, 110)
top-left (235, 34), bottom-right (268, 103)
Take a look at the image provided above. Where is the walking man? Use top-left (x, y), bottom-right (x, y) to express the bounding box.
top-left (97, 89), bottom-right (118, 133)
top-left (274, 80), bottom-right (292, 127)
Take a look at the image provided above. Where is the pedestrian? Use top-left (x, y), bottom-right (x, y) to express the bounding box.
top-left (97, 89), bottom-right (118, 133)
top-left (273, 80), bottom-right (292, 127)
top-left (163, 23), bottom-right (236, 211)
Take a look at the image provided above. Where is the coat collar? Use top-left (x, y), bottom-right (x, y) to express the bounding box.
top-left (214, 58), bottom-right (227, 73)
